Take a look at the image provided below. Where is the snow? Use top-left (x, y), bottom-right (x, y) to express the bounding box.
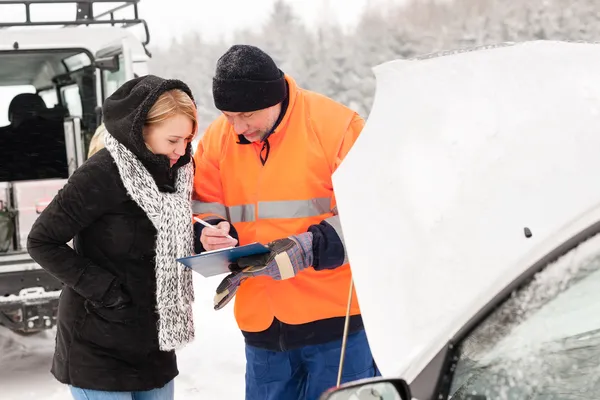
top-left (0, 275), bottom-right (246, 399)
top-left (0, 289), bottom-right (62, 304)
top-left (0, 328), bottom-right (64, 399)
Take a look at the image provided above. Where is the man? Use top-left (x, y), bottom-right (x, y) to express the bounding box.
top-left (192, 44), bottom-right (379, 400)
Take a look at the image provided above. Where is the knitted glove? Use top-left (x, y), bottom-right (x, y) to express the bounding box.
top-left (213, 232), bottom-right (314, 310)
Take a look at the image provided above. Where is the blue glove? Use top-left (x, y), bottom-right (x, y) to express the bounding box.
top-left (213, 232), bottom-right (313, 310)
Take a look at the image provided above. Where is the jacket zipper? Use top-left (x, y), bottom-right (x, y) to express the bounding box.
top-left (259, 138), bottom-right (270, 165)
top-left (278, 319), bottom-right (286, 351)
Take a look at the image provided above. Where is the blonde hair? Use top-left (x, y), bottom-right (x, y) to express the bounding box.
top-left (145, 89), bottom-right (198, 138)
top-left (88, 123), bottom-right (106, 157)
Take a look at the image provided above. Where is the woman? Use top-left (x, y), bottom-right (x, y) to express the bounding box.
top-left (87, 123), bottom-right (106, 157)
top-left (27, 75), bottom-right (198, 400)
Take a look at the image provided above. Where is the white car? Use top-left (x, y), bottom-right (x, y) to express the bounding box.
top-left (321, 40), bottom-right (600, 400)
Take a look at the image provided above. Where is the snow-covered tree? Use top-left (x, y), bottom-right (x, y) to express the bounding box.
top-left (148, 0), bottom-right (600, 122)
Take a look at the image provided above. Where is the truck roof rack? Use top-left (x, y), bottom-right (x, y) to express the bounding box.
top-left (0, 0), bottom-right (150, 46)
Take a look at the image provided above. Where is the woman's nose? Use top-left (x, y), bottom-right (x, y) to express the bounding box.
top-left (175, 141), bottom-right (186, 156)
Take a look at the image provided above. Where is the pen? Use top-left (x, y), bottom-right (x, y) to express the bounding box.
top-left (193, 217), bottom-right (235, 240)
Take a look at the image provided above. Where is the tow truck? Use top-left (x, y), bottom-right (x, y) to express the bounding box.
top-left (0, 0), bottom-right (150, 333)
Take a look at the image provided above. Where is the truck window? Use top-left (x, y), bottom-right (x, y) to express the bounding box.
top-left (0, 85), bottom-right (35, 126)
top-left (103, 54), bottom-right (128, 98)
top-left (449, 231), bottom-right (600, 399)
top-left (60, 85), bottom-right (83, 118)
top-left (38, 89), bottom-right (59, 109)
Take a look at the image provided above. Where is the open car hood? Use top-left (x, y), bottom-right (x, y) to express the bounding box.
top-left (331, 40), bottom-right (600, 382)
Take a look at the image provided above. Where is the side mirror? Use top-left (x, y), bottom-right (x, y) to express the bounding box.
top-left (94, 55), bottom-right (120, 73)
top-left (319, 377), bottom-right (411, 400)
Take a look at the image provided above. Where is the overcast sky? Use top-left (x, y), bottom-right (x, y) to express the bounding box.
top-left (139, 0), bottom-right (400, 45)
top-left (0, 0), bottom-right (403, 46)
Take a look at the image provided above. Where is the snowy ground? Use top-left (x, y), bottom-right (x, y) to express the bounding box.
top-left (0, 275), bottom-right (246, 399)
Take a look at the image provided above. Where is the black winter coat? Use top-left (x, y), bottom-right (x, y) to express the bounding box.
top-left (27, 75), bottom-right (196, 392)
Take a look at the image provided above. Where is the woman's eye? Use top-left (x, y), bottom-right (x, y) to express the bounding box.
top-left (168, 140), bottom-right (178, 144)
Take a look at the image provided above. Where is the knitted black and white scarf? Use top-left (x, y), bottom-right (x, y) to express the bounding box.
top-left (104, 132), bottom-right (195, 351)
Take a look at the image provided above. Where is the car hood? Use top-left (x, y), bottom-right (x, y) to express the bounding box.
top-left (331, 40), bottom-right (600, 383)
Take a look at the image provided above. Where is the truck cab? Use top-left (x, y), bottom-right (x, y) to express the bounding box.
top-left (0, 0), bottom-right (150, 333)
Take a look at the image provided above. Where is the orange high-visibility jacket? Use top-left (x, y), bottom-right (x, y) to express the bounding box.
top-left (193, 75), bottom-right (363, 332)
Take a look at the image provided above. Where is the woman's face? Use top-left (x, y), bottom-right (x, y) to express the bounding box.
top-left (143, 114), bottom-right (194, 167)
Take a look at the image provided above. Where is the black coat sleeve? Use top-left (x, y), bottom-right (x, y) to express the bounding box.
top-left (27, 154), bottom-right (126, 304)
top-left (308, 219), bottom-right (346, 271)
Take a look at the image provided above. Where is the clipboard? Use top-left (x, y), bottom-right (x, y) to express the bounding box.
top-left (176, 242), bottom-right (270, 277)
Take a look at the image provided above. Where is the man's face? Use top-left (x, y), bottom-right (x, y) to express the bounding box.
top-left (222, 103), bottom-right (281, 142)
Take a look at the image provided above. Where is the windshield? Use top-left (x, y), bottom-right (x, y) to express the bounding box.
top-left (449, 231), bottom-right (600, 399)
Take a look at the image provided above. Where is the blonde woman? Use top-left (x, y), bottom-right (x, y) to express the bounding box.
top-left (27, 76), bottom-right (198, 400)
top-left (87, 123), bottom-right (106, 157)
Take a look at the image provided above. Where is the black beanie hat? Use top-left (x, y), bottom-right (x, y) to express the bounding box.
top-left (212, 44), bottom-right (287, 112)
